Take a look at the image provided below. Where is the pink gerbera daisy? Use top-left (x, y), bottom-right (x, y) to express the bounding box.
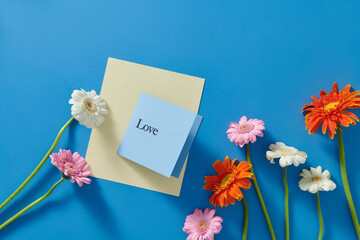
top-left (182, 208), bottom-right (223, 240)
top-left (227, 116), bottom-right (265, 147)
top-left (50, 149), bottom-right (92, 187)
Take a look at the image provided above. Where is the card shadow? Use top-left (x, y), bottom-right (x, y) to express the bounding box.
top-left (0, 188), bottom-right (71, 238)
top-left (0, 167), bottom-right (60, 220)
top-left (73, 178), bottom-right (123, 239)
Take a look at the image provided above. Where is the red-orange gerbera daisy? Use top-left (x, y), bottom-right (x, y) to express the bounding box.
top-left (203, 156), bottom-right (253, 207)
top-left (302, 82), bottom-right (360, 139)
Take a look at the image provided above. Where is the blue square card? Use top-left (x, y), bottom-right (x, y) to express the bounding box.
top-left (117, 93), bottom-right (203, 178)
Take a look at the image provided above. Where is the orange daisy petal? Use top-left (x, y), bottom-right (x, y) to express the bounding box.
top-left (227, 189), bottom-right (236, 205)
top-left (322, 118), bottom-right (328, 134)
top-left (341, 110), bottom-right (360, 122)
top-left (204, 157), bottom-right (252, 206)
top-left (224, 156), bottom-right (231, 167)
top-left (204, 175), bottom-right (222, 190)
top-left (229, 184), bottom-right (244, 201)
top-left (212, 160), bottom-right (228, 175)
top-left (235, 178), bottom-right (252, 189)
top-left (333, 82), bottom-right (339, 93)
top-left (302, 82), bottom-right (360, 138)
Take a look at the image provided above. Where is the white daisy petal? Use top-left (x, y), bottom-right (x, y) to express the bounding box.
top-left (279, 156), bottom-right (291, 167)
top-left (298, 151), bottom-right (307, 158)
top-left (309, 167), bottom-right (317, 175)
top-left (322, 183), bottom-right (330, 191)
top-left (299, 179), bottom-right (312, 191)
top-left (313, 166), bottom-right (323, 176)
top-left (309, 184), bottom-right (319, 194)
top-left (266, 151), bottom-right (281, 160)
top-left (299, 169), bottom-right (311, 178)
top-left (298, 166), bottom-right (336, 194)
top-left (69, 89), bottom-right (108, 129)
top-left (329, 181), bottom-right (336, 191)
top-left (322, 170), bottom-right (331, 179)
top-left (265, 142), bottom-right (307, 167)
top-left (294, 155), bottom-right (306, 166)
top-left (276, 142), bottom-right (286, 148)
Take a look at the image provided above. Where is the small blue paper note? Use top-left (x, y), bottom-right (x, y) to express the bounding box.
top-left (117, 93), bottom-right (203, 178)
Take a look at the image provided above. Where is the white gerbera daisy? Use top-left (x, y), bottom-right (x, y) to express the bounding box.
top-left (299, 166), bottom-right (336, 194)
top-left (69, 89), bottom-right (108, 128)
top-left (266, 142), bottom-right (307, 167)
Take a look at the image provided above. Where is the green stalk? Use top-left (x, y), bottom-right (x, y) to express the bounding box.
top-left (242, 197), bottom-right (249, 240)
top-left (284, 166), bottom-right (289, 240)
top-left (317, 192), bottom-right (323, 240)
top-left (0, 177), bottom-right (64, 230)
top-left (0, 117), bottom-right (74, 211)
top-left (337, 128), bottom-right (360, 239)
top-left (245, 144), bottom-right (276, 240)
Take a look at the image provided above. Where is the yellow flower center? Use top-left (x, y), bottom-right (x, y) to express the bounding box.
top-left (221, 174), bottom-right (233, 187)
top-left (238, 123), bottom-right (254, 134)
top-left (198, 221), bottom-right (208, 231)
top-left (311, 176), bottom-right (323, 182)
top-left (281, 148), bottom-right (292, 153)
top-left (324, 102), bottom-right (339, 112)
top-left (84, 101), bottom-right (96, 113)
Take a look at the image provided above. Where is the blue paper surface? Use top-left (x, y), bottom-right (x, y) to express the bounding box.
top-left (1, 1), bottom-right (360, 239)
top-left (118, 93), bottom-right (203, 178)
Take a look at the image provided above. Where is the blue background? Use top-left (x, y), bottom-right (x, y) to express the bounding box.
top-left (0, 1), bottom-right (359, 239)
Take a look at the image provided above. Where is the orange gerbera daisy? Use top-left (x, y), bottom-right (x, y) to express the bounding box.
top-left (302, 82), bottom-right (360, 139)
top-left (203, 156), bottom-right (253, 207)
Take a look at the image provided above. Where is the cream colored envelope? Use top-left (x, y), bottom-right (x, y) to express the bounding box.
top-left (85, 57), bottom-right (205, 196)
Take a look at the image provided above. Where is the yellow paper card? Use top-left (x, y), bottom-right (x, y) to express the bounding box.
top-left (85, 57), bottom-right (205, 196)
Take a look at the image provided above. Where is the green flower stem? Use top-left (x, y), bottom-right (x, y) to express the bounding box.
top-left (242, 197), bottom-right (249, 240)
top-left (0, 117), bottom-right (74, 211)
top-left (245, 144), bottom-right (276, 240)
top-left (337, 129), bottom-right (360, 239)
top-left (0, 177), bottom-right (64, 230)
top-left (284, 166), bottom-right (289, 240)
top-left (317, 192), bottom-right (323, 240)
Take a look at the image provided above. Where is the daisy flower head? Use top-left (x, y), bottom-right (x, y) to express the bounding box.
top-left (50, 149), bottom-right (92, 187)
top-left (182, 208), bottom-right (223, 240)
top-left (69, 89), bottom-right (108, 129)
top-left (203, 156), bottom-right (254, 207)
top-left (227, 116), bottom-right (265, 147)
top-left (299, 166), bottom-right (336, 193)
top-left (302, 82), bottom-right (360, 139)
top-left (266, 142), bottom-right (307, 168)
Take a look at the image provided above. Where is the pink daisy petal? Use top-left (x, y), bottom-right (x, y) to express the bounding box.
top-left (239, 116), bottom-right (248, 123)
top-left (50, 149), bottom-right (92, 187)
top-left (82, 170), bottom-right (92, 177)
top-left (183, 209), bottom-right (223, 240)
top-left (187, 234), bottom-right (196, 240)
top-left (203, 208), bottom-right (216, 221)
top-left (227, 116), bottom-right (265, 147)
top-left (76, 178), bottom-right (83, 187)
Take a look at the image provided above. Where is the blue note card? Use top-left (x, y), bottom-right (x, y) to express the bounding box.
top-left (117, 93), bottom-right (203, 178)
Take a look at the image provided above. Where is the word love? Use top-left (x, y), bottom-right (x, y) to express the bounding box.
top-left (136, 118), bottom-right (159, 135)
